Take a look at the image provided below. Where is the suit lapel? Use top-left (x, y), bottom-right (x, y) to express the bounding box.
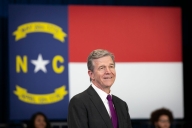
top-left (87, 86), bottom-right (113, 128)
top-left (112, 95), bottom-right (124, 128)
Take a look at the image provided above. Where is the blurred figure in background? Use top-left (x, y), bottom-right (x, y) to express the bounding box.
top-left (150, 107), bottom-right (174, 128)
top-left (28, 112), bottom-right (51, 128)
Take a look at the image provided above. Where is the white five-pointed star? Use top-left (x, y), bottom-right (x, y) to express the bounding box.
top-left (31, 54), bottom-right (50, 73)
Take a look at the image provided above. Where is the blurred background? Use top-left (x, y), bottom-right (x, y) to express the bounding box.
top-left (0, 0), bottom-right (191, 128)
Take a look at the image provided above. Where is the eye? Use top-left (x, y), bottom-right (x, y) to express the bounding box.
top-left (110, 65), bottom-right (114, 68)
top-left (99, 66), bottom-right (105, 70)
top-left (99, 66), bottom-right (103, 70)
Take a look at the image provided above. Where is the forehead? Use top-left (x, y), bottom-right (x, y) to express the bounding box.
top-left (159, 115), bottom-right (169, 120)
top-left (92, 56), bottom-right (114, 65)
top-left (35, 115), bottom-right (44, 119)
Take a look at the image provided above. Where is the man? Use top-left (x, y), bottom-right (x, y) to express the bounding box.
top-left (150, 108), bottom-right (174, 128)
top-left (67, 49), bottom-right (132, 128)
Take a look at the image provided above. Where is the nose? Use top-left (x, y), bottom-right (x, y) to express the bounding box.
top-left (105, 67), bottom-right (111, 73)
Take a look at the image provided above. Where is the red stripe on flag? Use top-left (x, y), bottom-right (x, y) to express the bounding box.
top-left (69, 6), bottom-right (182, 62)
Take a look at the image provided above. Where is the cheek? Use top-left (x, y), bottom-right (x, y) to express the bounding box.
top-left (112, 69), bottom-right (116, 74)
top-left (35, 122), bottom-right (39, 126)
top-left (112, 71), bottom-right (116, 77)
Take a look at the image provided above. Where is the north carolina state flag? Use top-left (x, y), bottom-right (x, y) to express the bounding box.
top-left (9, 5), bottom-right (183, 120)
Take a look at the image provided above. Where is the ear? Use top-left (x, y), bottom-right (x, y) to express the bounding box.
top-left (88, 70), bottom-right (94, 80)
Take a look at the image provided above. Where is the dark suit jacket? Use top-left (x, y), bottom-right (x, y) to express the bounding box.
top-left (67, 85), bottom-right (132, 128)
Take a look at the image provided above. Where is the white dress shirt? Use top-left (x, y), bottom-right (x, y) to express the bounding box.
top-left (91, 83), bottom-right (112, 118)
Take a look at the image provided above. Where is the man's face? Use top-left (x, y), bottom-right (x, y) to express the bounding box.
top-left (88, 56), bottom-right (116, 91)
top-left (155, 115), bottom-right (171, 128)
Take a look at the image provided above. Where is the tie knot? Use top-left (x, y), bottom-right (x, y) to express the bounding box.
top-left (107, 95), bottom-right (112, 101)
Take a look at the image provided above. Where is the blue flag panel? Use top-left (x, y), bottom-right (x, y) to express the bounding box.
top-left (8, 5), bottom-right (69, 120)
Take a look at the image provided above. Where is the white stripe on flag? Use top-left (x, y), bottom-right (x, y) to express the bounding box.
top-left (69, 62), bottom-right (184, 119)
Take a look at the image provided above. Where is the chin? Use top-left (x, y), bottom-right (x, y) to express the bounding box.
top-left (104, 83), bottom-right (113, 87)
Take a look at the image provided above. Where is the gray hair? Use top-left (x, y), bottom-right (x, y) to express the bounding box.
top-left (87, 49), bottom-right (115, 72)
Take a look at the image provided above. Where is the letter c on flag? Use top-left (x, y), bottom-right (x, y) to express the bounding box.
top-left (52, 55), bottom-right (64, 74)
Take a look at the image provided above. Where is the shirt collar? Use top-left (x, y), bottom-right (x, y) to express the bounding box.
top-left (91, 82), bottom-right (112, 102)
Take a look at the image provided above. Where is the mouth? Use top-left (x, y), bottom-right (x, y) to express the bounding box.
top-left (104, 76), bottom-right (112, 79)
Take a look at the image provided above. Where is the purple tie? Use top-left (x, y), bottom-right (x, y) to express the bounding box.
top-left (107, 95), bottom-right (118, 128)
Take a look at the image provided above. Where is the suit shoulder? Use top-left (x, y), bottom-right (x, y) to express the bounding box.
top-left (69, 88), bottom-right (89, 102)
top-left (71, 90), bottom-right (87, 99)
top-left (112, 95), bottom-right (127, 104)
